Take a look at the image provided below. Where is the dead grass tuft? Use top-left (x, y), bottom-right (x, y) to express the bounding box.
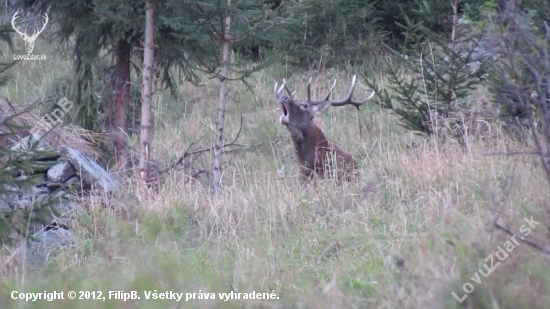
top-left (0, 96), bottom-right (103, 158)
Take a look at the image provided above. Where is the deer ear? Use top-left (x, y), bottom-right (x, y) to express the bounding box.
top-left (310, 101), bottom-right (332, 115)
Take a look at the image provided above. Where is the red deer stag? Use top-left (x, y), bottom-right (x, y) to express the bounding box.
top-left (274, 75), bottom-right (375, 184)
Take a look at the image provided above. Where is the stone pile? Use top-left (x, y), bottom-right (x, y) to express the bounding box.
top-left (0, 135), bottom-right (117, 269)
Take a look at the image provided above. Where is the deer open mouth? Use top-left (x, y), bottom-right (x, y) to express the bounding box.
top-left (281, 104), bottom-right (288, 116)
top-left (279, 102), bottom-right (290, 125)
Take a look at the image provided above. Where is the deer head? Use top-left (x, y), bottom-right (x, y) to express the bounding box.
top-left (274, 75), bottom-right (375, 183)
top-left (11, 12), bottom-right (49, 54)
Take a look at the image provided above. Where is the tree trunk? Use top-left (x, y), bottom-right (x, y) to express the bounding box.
top-left (113, 38), bottom-right (132, 170)
top-left (139, 0), bottom-right (156, 179)
top-left (212, 0), bottom-right (232, 197)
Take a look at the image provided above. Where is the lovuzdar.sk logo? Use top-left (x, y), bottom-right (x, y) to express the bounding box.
top-left (11, 11), bottom-right (48, 61)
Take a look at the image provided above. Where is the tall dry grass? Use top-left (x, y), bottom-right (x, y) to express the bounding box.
top-left (0, 39), bottom-right (549, 309)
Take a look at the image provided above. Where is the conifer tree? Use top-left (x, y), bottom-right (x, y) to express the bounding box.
top-left (364, 0), bottom-right (493, 144)
top-left (0, 21), bottom-right (58, 245)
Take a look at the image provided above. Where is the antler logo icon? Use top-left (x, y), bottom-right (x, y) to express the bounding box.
top-left (11, 12), bottom-right (49, 54)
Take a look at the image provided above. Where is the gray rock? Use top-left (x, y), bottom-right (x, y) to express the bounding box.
top-left (0, 185), bottom-right (18, 211)
top-left (2, 184), bottom-right (20, 193)
top-left (0, 184), bottom-right (52, 211)
top-left (10, 134), bottom-right (53, 158)
top-left (47, 161), bottom-right (76, 183)
top-left (61, 147), bottom-right (117, 192)
top-left (49, 189), bottom-right (69, 200)
top-left (1, 185), bottom-right (78, 229)
top-left (64, 175), bottom-right (81, 187)
top-left (33, 185), bottom-right (50, 196)
top-left (17, 228), bottom-right (78, 269)
top-left (10, 194), bottom-right (32, 209)
top-left (47, 199), bottom-right (82, 226)
top-left (0, 198), bottom-right (11, 212)
top-left (0, 140), bottom-right (124, 270)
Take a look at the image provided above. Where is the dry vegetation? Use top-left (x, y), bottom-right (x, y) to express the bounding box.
top-left (1, 43), bottom-right (550, 309)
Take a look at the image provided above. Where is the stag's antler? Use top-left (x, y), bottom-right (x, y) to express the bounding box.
top-left (307, 75), bottom-right (375, 109)
top-left (274, 79), bottom-right (296, 99)
top-left (11, 12), bottom-right (27, 37)
top-left (11, 12), bottom-right (49, 40)
top-left (32, 13), bottom-right (49, 39)
top-left (306, 77), bottom-right (337, 103)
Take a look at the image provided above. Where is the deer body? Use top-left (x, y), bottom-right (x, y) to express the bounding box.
top-left (286, 119), bottom-right (356, 182)
top-left (275, 75), bottom-right (374, 184)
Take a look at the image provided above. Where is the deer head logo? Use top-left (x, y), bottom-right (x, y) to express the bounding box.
top-left (274, 75), bottom-right (375, 184)
top-left (11, 12), bottom-right (49, 54)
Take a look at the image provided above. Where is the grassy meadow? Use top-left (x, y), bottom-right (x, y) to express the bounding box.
top-left (1, 39), bottom-right (550, 309)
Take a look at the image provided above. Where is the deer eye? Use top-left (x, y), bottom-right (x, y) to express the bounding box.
top-left (299, 102), bottom-right (308, 109)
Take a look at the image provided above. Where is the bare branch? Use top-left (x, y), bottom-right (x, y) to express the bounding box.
top-left (493, 220), bottom-right (550, 255)
top-left (161, 114), bottom-right (247, 175)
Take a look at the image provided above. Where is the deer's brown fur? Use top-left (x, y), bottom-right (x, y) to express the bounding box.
top-left (275, 75), bottom-right (374, 184)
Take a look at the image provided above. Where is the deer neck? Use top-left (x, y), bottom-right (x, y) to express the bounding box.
top-left (287, 123), bottom-right (329, 161)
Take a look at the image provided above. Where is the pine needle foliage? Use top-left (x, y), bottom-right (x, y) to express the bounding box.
top-left (0, 20), bottom-right (59, 245)
top-left (364, 1), bottom-right (493, 140)
top-left (487, 0), bottom-right (550, 182)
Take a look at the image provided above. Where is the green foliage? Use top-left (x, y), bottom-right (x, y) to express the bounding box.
top-left (488, 0), bottom-right (550, 116)
top-left (0, 22), bottom-right (16, 87)
top-left (365, 7), bottom-right (492, 139)
top-left (0, 17), bottom-right (59, 245)
top-left (23, 0), bottom-right (281, 136)
top-left (376, 0), bottom-right (455, 49)
top-left (164, 0), bottom-right (278, 77)
top-left (487, 0), bottom-right (550, 174)
top-left (0, 109), bottom-right (60, 246)
top-left (269, 0), bottom-right (383, 68)
top-left (265, 0), bottom-right (489, 68)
